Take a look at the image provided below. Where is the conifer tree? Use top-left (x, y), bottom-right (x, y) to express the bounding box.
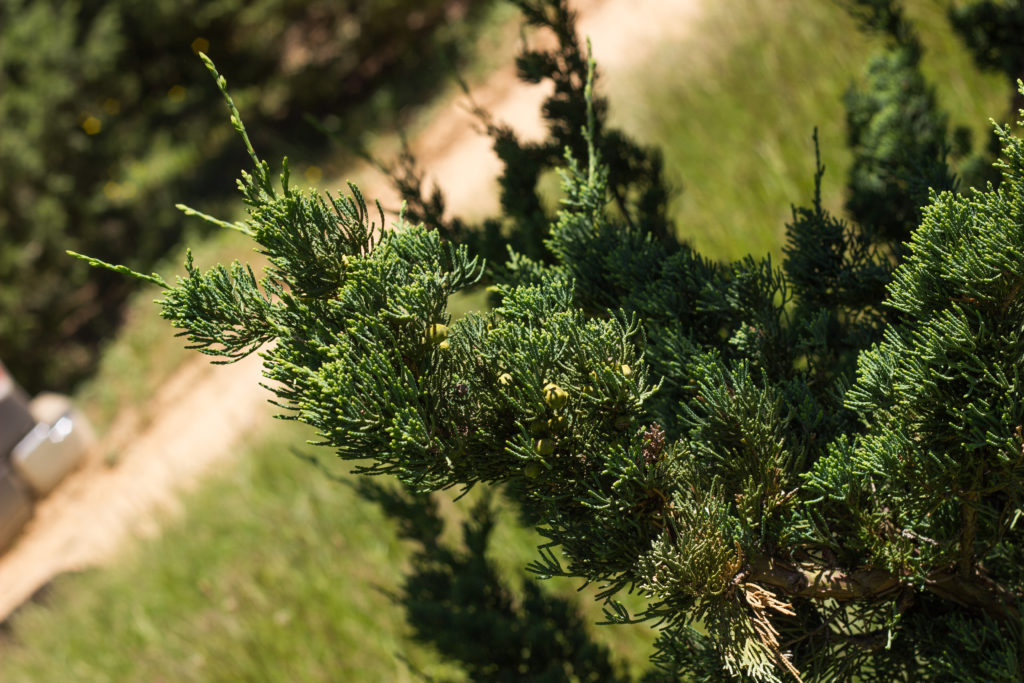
top-left (841, 0), bottom-right (956, 247)
top-left (948, 0), bottom-right (1024, 117)
top-left (946, 0), bottom-right (1024, 188)
top-left (76, 4), bottom-right (1024, 680)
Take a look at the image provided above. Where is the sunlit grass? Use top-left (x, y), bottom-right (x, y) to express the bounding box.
top-left (0, 420), bottom-right (655, 681)
top-left (608, 0), bottom-right (1005, 262)
top-left (0, 422), bottom-right (458, 681)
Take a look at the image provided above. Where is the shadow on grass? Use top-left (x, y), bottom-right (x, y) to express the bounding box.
top-left (351, 478), bottom-right (633, 682)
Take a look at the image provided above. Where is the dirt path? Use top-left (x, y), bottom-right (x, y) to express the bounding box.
top-left (0, 0), bottom-right (702, 621)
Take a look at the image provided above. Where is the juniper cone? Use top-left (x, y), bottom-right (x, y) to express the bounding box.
top-left (76, 12), bottom-right (1024, 683)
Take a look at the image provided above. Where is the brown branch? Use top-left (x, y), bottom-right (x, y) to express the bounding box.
top-left (959, 463), bottom-right (983, 578)
top-left (748, 558), bottom-right (901, 602)
top-left (924, 571), bottom-right (1021, 623)
top-left (960, 504), bottom-right (978, 578)
top-left (745, 557), bottom-right (1020, 623)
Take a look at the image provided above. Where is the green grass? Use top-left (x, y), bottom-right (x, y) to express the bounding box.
top-left (608, 0), bottom-right (1006, 262)
top-left (0, 422), bottom-right (447, 681)
top-left (0, 420), bottom-right (655, 681)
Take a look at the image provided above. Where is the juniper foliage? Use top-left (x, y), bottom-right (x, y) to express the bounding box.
top-left (0, 0), bottom-right (491, 393)
top-left (78, 10), bottom-right (1024, 683)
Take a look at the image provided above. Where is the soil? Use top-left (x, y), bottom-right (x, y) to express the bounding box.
top-left (0, 0), bottom-right (702, 621)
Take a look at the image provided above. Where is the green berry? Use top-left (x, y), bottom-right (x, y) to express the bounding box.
top-left (543, 382), bottom-right (568, 410)
top-left (524, 462), bottom-right (542, 479)
top-left (621, 364), bottom-right (633, 378)
top-left (424, 323), bottom-right (448, 345)
top-left (534, 438), bottom-right (555, 456)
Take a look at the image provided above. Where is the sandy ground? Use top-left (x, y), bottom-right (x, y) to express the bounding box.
top-left (0, 0), bottom-right (702, 621)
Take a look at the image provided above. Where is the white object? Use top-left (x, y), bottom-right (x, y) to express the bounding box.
top-left (11, 406), bottom-right (92, 497)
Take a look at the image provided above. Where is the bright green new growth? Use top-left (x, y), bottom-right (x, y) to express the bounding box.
top-left (82, 20), bottom-right (1024, 683)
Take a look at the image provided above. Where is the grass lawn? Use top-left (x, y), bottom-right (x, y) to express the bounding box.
top-left (0, 421), bottom-right (457, 681)
top-left (0, 420), bottom-right (655, 681)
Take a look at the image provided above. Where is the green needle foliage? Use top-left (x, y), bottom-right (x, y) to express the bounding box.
top-left (80, 2), bottom-right (1024, 679)
top-left (0, 0), bottom-right (494, 393)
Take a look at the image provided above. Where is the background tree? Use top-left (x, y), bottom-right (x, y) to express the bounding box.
top-left (946, 0), bottom-right (1024, 188)
top-left (841, 0), bottom-right (957, 248)
top-left (948, 0), bottom-right (1024, 118)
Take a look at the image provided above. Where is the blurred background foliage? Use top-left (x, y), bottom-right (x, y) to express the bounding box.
top-left (0, 0), bottom-right (494, 393)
